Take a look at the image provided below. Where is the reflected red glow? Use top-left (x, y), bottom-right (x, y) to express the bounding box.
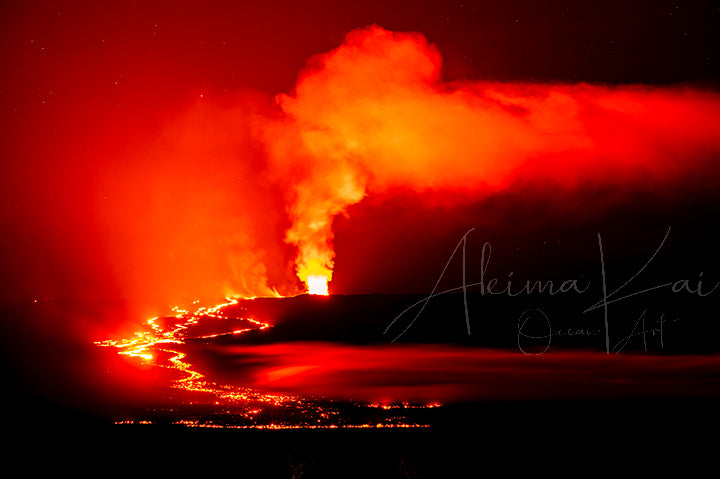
top-left (222, 342), bottom-right (720, 402)
top-left (100, 306), bottom-right (720, 414)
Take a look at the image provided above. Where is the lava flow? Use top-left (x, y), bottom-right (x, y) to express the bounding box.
top-left (96, 297), bottom-right (431, 428)
top-left (94, 298), bottom-right (294, 416)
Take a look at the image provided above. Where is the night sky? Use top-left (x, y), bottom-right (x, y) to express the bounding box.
top-left (2, 1), bottom-right (719, 304)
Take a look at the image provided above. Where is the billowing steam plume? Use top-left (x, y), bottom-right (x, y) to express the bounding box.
top-left (264, 26), bottom-right (720, 294)
top-left (99, 26), bottom-right (720, 301)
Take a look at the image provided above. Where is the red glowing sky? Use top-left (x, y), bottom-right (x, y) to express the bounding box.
top-left (1, 1), bottom-right (719, 306)
top-left (2, 1), bottom-right (720, 426)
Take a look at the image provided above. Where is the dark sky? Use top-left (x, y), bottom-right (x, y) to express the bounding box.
top-left (1, 0), bottom-right (719, 303)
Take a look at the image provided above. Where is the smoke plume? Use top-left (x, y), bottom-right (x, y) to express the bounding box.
top-left (263, 26), bottom-right (720, 293)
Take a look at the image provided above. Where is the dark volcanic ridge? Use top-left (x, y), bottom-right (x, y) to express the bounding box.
top-left (211, 292), bottom-right (718, 353)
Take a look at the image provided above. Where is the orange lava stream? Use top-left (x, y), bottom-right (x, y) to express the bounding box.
top-left (95, 297), bottom-right (435, 428)
top-left (95, 298), bottom-right (293, 404)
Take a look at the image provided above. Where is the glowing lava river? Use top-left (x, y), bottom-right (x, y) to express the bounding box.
top-left (95, 297), bottom-right (435, 429)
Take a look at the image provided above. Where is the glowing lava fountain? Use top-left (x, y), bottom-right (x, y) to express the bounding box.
top-left (307, 275), bottom-right (329, 295)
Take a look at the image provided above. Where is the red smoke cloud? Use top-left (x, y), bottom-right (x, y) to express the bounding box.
top-left (264, 26), bottom-right (720, 293)
top-left (99, 94), bottom-right (299, 302)
top-left (99, 25), bottom-right (720, 301)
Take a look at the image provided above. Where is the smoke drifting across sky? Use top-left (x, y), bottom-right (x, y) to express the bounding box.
top-left (5, 24), bottom-right (720, 304)
top-left (262, 26), bottom-right (720, 294)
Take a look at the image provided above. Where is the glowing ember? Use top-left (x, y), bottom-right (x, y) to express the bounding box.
top-left (307, 275), bottom-right (329, 295)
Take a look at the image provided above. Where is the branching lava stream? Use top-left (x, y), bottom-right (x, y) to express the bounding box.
top-left (95, 297), bottom-right (433, 428)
